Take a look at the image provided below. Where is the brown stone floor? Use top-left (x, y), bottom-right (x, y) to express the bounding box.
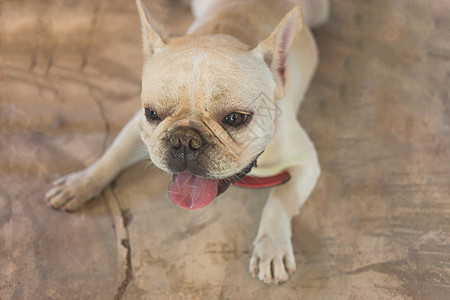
top-left (1, 0), bottom-right (449, 299)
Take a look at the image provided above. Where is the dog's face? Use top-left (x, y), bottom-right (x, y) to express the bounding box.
top-left (135, 0), bottom-right (302, 209)
top-left (139, 36), bottom-right (275, 178)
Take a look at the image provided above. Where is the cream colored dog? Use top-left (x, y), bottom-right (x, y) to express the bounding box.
top-left (46, 0), bottom-right (329, 284)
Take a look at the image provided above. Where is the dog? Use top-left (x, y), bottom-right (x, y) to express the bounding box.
top-left (45, 0), bottom-right (329, 284)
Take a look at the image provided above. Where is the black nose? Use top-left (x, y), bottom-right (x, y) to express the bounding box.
top-left (170, 127), bottom-right (204, 159)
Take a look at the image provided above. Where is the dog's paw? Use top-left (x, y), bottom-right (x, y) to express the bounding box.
top-left (249, 233), bottom-right (296, 284)
top-left (45, 171), bottom-right (100, 212)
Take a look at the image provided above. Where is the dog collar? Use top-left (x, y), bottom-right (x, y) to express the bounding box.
top-left (233, 171), bottom-right (291, 189)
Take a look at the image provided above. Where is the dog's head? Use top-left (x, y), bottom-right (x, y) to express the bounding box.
top-left (135, 0), bottom-right (302, 209)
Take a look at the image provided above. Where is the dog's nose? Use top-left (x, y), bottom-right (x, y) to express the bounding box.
top-left (170, 127), bottom-right (204, 158)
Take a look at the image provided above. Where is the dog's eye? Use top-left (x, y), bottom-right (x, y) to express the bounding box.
top-left (222, 112), bottom-right (251, 127)
top-left (144, 107), bottom-right (161, 122)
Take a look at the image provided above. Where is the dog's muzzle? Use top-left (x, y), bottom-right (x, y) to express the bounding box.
top-left (169, 126), bottom-right (206, 161)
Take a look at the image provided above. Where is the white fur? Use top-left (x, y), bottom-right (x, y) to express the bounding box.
top-left (46, 0), bottom-right (329, 285)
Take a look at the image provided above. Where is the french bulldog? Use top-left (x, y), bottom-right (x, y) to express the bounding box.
top-left (45, 0), bottom-right (329, 284)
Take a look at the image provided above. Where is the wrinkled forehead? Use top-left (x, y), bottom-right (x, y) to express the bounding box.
top-left (141, 48), bottom-right (274, 108)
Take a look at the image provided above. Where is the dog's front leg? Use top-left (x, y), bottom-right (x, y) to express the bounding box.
top-left (45, 112), bottom-right (148, 211)
top-left (250, 146), bottom-right (320, 284)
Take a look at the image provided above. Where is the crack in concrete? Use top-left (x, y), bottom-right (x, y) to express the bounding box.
top-left (39, 16), bottom-right (61, 103)
top-left (41, 13), bottom-right (55, 79)
top-left (116, 237), bottom-right (132, 300)
top-left (92, 93), bottom-right (110, 155)
top-left (80, 0), bottom-right (110, 156)
top-left (110, 184), bottom-right (133, 300)
top-left (80, 0), bottom-right (101, 71)
top-left (346, 259), bottom-right (421, 298)
top-left (0, 185), bottom-right (13, 227)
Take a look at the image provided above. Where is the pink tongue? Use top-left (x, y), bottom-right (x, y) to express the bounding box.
top-left (169, 170), bottom-right (219, 210)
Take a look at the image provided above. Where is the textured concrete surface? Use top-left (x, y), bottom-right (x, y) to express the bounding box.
top-left (1, 0), bottom-right (449, 299)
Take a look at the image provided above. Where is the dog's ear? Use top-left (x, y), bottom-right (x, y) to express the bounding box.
top-left (252, 6), bottom-right (303, 99)
top-left (135, 0), bottom-right (167, 58)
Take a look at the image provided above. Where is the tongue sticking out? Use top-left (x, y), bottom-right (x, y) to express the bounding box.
top-left (169, 170), bottom-right (219, 210)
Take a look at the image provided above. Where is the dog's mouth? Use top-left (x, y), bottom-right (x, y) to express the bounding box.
top-left (169, 160), bottom-right (257, 210)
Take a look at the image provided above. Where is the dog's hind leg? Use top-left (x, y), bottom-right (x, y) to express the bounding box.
top-left (45, 112), bottom-right (148, 211)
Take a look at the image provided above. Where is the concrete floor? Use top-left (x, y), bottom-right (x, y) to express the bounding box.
top-left (1, 0), bottom-right (449, 299)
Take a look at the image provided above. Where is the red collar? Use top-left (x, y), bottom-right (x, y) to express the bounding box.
top-left (233, 171), bottom-right (291, 189)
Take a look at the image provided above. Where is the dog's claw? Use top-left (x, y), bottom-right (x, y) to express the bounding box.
top-left (45, 170), bottom-right (99, 212)
top-left (249, 234), bottom-right (295, 284)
